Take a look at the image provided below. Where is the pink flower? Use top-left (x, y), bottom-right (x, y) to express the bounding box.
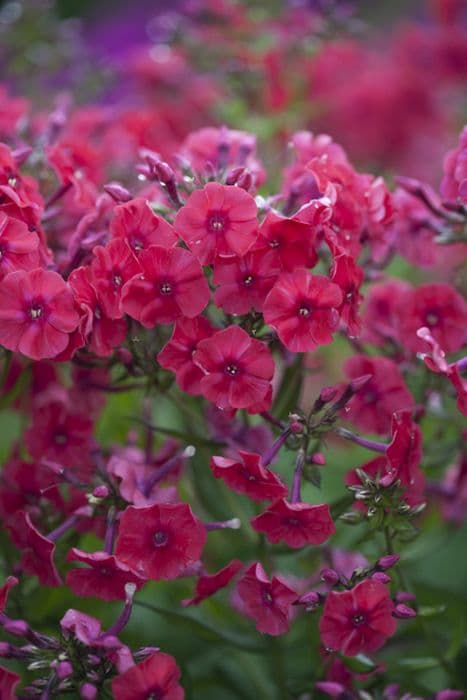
top-left (66, 549), bottom-right (146, 601)
top-left (110, 197), bottom-right (178, 254)
top-left (112, 652), bottom-right (184, 700)
top-left (90, 239), bottom-right (141, 319)
top-left (0, 213), bottom-right (39, 280)
top-left (251, 499), bottom-right (335, 548)
top-left (157, 316), bottom-right (215, 395)
top-left (174, 182), bottom-right (258, 264)
top-left (397, 283), bottom-right (467, 354)
top-left (236, 562), bottom-right (297, 635)
top-left (115, 503), bottom-right (207, 581)
top-left (182, 560), bottom-right (243, 606)
top-left (213, 249), bottom-right (280, 315)
top-left (121, 245), bottom-right (210, 327)
top-left (6, 510), bottom-right (61, 587)
top-left (263, 269), bottom-right (342, 352)
top-left (0, 268), bottom-right (79, 360)
top-left (441, 125), bottom-right (467, 203)
top-left (210, 451), bottom-right (287, 501)
top-left (344, 356), bottom-right (414, 435)
top-left (193, 325), bottom-right (274, 411)
top-left (319, 578), bottom-right (397, 656)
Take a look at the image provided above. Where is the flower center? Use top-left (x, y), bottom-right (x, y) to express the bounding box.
top-left (287, 518), bottom-right (299, 526)
top-left (208, 212), bottom-right (227, 234)
top-left (225, 364), bottom-right (239, 376)
top-left (298, 305), bottom-right (310, 317)
top-left (153, 531), bottom-right (169, 547)
top-left (352, 613), bottom-right (366, 625)
top-left (425, 311), bottom-right (439, 327)
top-left (243, 275), bottom-right (254, 286)
top-left (159, 282), bottom-right (173, 295)
top-left (113, 273), bottom-right (123, 287)
top-left (29, 305), bottom-right (44, 320)
top-left (261, 589), bottom-right (273, 606)
top-left (54, 432), bottom-right (67, 445)
top-left (269, 239), bottom-right (280, 248)
top-left (131, 237), bottom-right (144, 251)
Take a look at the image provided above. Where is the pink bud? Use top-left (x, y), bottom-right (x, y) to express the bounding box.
top-left (55, 661), bottom-right (73, 680)
top-left (319, 386), bottom-right (338, 403)
top-left (315, 681), bottom-right (347, 699)
top-left (311, 452), bottom-right (326, 465)
top-left (92, 485), bottom-right (109, 499)
top-left (116, 348), bottom-right (133, 365)
top-left (377, 554), bottom-right (400, 570)
top-left (289, 420), bottom-right (303, 434)
top-left (3, 619), bottom-right (29, 637)
top-left (396, 591), bottom-right (416, 604)
top-left (236, 170), bottom-right (253, 192)
top-left (225, 166), bottom-right (245, 185)
top-left (350, 374), bottom-right (373, 393)
top-left (393, 603), bottom-right (417, 619)
top-left (372, 572), bottom-right (391, 584)
top-left (154, 160), bottom-right (175, 184)
top-left (294, 591), bottom-right (320, 609)
top-left (435, 691), bottom-right (464, 700)
top-left (80, 683), bottom-right (98, 700)
top-left (320, 568), bottom-right (340, 585)
top-left (103, 183), bottom-right (132, 203)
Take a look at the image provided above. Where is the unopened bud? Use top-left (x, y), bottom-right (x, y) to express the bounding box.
top-left (396, 591), bottom-right (416, 604)
top-left (80, 683), bottom-right (98, 700)
top-left (350, 374), bottom-right (373, 393)
top-left (92, 485), bottom-right (109, 499)
top-left (434, 691), bottom-right (465, 700)
top-left (236, 170), bottom-right (253, 191)
top-left (294, 591), bottom-right (320, 609)
top-left (103, 183), bottom-right (132, 203)
top-left (372, 572), bottom-right (391, 584)
top-left (393, 603), bottom-right (417, 619)
top-left (377, 554), bottom-right (400, 570)
top-left (320, 568), bottom-right (340, 585)
top-left (52, 660), bottom-right (73, 680)
top-left (3, 619), bottom-right (29, 638)
top-left (311, 452), bottom-right (326, 465)
top-left (225, 166), bottom-right (245, 185)
top-left (153, 160), bottom-right (176, 185)
top-left (340, 511), bottom-right (362, 524)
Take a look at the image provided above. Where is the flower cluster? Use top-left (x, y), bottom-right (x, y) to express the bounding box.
top-left (0, 2), bottom-right (465, 698)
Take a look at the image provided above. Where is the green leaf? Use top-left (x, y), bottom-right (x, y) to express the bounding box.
top-left (340, 653), bottom-right (377, 673)
top-left (135, 601), bottom-right (269, 654)
top-left (417, 604), bottom-right (447, 618)
top-left (397, 657), bottom-right (440, 671)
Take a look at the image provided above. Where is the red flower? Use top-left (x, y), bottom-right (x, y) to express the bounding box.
top-left (210, 451), bottom-right (287, 501)
top-left (397, 283), bottom-right (467, 354)
top-left (182, 559), bottom-right (243, 606)
top-left (236, 562), bottom-right (297, 635)
top-left (25, 400), bottom-right (93, 472)
top-left (6, 510), bottom-right (61, 587)
top-left (213, 249), bottom-right (280, 315)
top-left (115, 503), bottom-right (207, 581)
top-left (193, 325), bottom-right (274, 410)
top-left (263, 269), bottom-right (343, 352)
top-left (319, 578), bottom-right (397, 656)
top-left (0, 268), bottom-right (79, 360)
top-left (0, 213), bottom-right (39, 280)
top-left (251, 499), bottom-right (335, 548)
top-left (0, 666), bottom-right (20, 700)
top-left (255, 209), bottom-right (319, 272)
top-left (121, 245), bottom-right (210, 327)
top-left (110, 197), bottom-right (178, 254)
top-left (157, 316), bottom-right (215, 395)
top-left (386, 410), bottom-right (424, 492)
top-left (361, 279), bottom-right (410, 347)
top-left (327, 234), bottom-right (364, 338)
top-left (66, 549), bottom-right (146, 601)
top-left (344, 356), bottom-right (414, 435)
top-left (90, 239), bottom-right (141, 318)
top-left (0, 576), bottom-right (17, 612)
top-left (174, 182), bottom-right (258, 264)
top-left (112, 652), bottom-right (184, 700)
top-left (69, 266), bottom-right (127, 356)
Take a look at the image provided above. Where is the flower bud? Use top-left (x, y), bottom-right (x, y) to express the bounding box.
top-left (311, 452), bottom-right (326, 465)
top-left (80, 683), bottom-right (98, 700)
top-left (434, 691), bottom-right (464, 700)
top-left (294, 591), bottom-right (320, 609)
top-left (53, 660), bottom-right (73, 680)
top-left (377, 554), bottom-right (400, 570)
top-left (92, 485), bottom-right (109, 499)
top-left (393, 603), bottom-right (417, 619)
top-left (3, 619), bottom-right (29, 638)
top-left (320, 568), bottom-right (340, 585)
top-left (372, 572), bottom-right (391, 584)
top-left (103, 183), bottom-right (132, 203)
